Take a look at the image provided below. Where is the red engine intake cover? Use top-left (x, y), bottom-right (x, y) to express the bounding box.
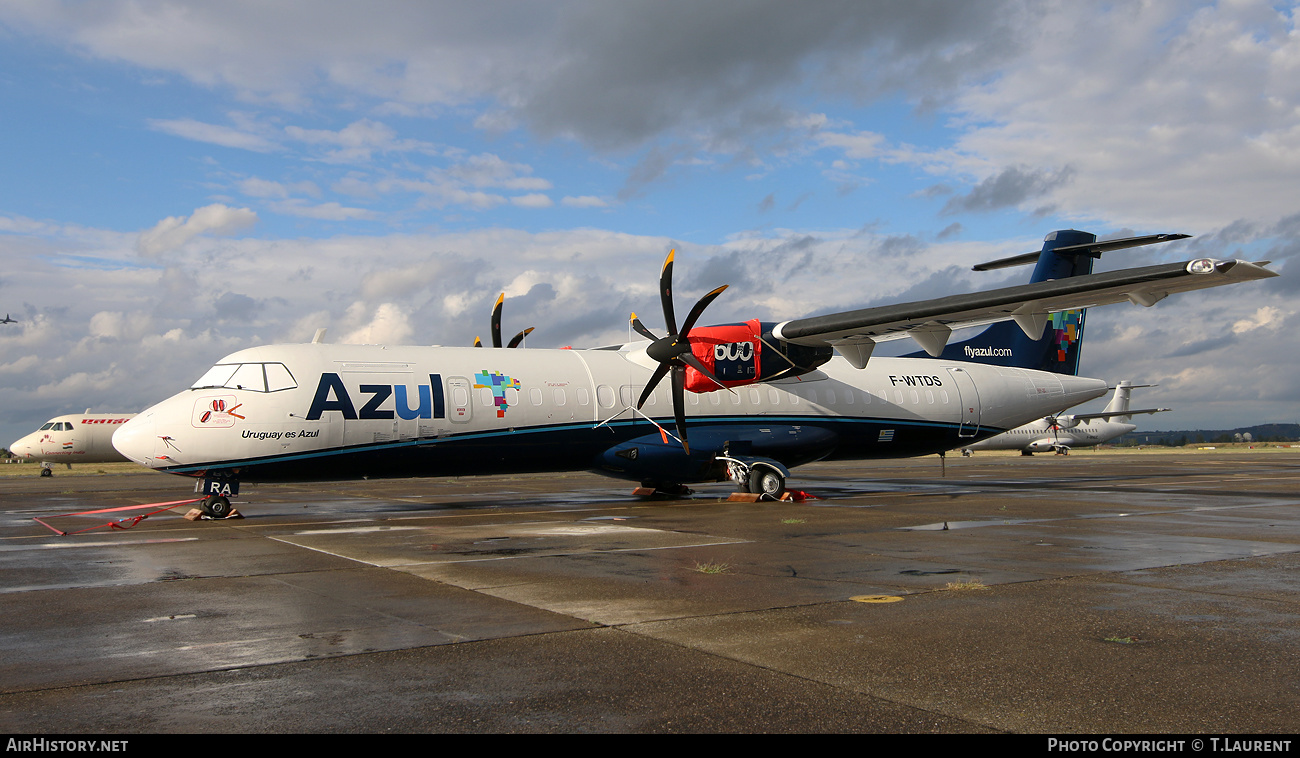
top-left (684, 319), bottom-right (763, 393)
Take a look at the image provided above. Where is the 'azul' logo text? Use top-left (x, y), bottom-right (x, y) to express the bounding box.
top-left (306, 373), bottom-right (446, 420)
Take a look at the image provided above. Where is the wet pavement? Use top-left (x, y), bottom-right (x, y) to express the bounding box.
top-left (1, 450), bottom-right (1298, 733)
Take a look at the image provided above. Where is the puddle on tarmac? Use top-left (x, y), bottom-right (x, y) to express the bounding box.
top-left (899, 518), bottom-right (1043, 531)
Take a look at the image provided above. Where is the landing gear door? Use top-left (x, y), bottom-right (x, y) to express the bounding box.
top-left (447, 376), bottom-right (472, 424)
top-left (946, 367), bottom-right (981, 438)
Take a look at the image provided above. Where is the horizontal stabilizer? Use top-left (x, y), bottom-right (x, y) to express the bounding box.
top-left (972, 233), bottom-right (1191, 271)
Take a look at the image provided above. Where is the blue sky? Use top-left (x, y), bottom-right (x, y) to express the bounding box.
top-left (2, 0), bottom-right (1298, 446)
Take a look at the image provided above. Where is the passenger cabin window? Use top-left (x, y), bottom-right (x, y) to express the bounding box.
top-left (191, 363), bottom-right (298, 392)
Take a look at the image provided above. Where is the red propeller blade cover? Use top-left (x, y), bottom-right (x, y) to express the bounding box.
top-left (683, 319), bottom-right (763, 393)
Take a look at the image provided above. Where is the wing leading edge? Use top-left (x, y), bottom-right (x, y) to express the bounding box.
top-left (771, 258), bottom-right (1277, 369)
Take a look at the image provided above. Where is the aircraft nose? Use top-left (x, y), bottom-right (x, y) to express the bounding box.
top-left (9, 439), bottom-right (33, 458)
top-left (112, 414), bottom-right (156, 466)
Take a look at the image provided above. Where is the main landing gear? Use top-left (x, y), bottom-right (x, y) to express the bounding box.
top-left (721, 455), bottom-right (788, 500)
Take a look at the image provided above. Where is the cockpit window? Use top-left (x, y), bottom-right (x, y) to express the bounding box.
top-left (192, 365), bottom-right (239, 389)
top-left (228, 363), bottom-right (266, 392)
top-left (191, 363), bottom-right (298, 392)
top-left (265, 363), bottom-right (296, 392)
top-left (39, 423), bottom-right (54, 431)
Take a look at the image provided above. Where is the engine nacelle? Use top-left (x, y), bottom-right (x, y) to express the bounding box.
top-left (683, 320), bottom-right (833, 394)
top-left (1047, 415), bottom-right (1080, 429)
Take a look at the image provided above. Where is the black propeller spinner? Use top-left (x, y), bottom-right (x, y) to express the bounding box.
top-left (630, 249), bottom-right (729, 455)
top-left (474, 293), bottom-right (534, 348)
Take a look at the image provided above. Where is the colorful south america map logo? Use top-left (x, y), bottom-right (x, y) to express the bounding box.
top-left (1051, 310), bottom-right (1084, 363)
top-left (473, 370), bottom-right (521, 418)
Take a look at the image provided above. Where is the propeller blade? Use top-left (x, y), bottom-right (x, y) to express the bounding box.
top-left (679, 284), bottom-right (729, 337)
top-left (671, 364), bottom-right (688, 455)
top-left (507, 327), bottom-right (535, 349)
top-left (630, 316), bottom-right (658, 341)
top-left (474, 336), bottom-right (483, 348)
top-left (660, 249), bottom-right (677, 336)
top-left (681, 352), bottom-right (728, 391)
top-left (491, 293), bottom-right (504, 348)
top-left (637, 362), bottom-right (672, 409)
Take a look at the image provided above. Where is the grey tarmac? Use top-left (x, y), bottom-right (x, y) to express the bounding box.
top-left (1, 450), bottom-right (1297, 733)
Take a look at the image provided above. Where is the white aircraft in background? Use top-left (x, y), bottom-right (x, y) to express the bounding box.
top-left (961, 380), bottom-right (1168, 455)
top-left (112, 234), bottom-right (1276, 518)
top-left (10, 412), bottom-right (137, 476)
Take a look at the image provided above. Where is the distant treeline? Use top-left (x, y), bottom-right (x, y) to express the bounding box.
top-left (1115, 423), bottom-right (1300, 447)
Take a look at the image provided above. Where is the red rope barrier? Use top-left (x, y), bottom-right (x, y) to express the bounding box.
top-left (33, 498), bottom-right (207, 536)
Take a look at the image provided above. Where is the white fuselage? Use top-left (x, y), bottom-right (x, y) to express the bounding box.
top-left (112, 342), bottom-right (1108, 483)
top-left (966, 417), bottom-right (1137, 453)
top-left (10, 413), bottom-right (136, 464)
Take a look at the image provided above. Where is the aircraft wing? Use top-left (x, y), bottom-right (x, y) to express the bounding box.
top-left (1069, 407), bottom-right (1170, 421)
top-left (770, 258), bottom-right (1277, 368)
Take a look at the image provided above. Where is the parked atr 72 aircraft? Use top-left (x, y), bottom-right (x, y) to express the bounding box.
top-left (10, 412), bottom-right (136, 475)
top-left (112, 231), bottom-right (1276, 518)
top-left (961, 380), bottom-right (1167, 455)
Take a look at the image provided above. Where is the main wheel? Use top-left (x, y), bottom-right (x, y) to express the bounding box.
top-left (748, 468), bottom-right (785, 499)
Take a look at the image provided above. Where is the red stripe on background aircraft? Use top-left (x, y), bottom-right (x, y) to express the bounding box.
top-left (111, 230), bottom-right (1276, 518)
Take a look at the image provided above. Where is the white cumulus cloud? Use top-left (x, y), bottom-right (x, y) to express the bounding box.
top-left (136, 204), bottom-right (258, 257)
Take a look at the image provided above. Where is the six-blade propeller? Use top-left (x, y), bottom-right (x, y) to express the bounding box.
top-left (629, 249), bottom-right (729, 454)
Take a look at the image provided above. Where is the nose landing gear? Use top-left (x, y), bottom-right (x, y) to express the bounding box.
top-left (200, 495), bottom-right (235, 519)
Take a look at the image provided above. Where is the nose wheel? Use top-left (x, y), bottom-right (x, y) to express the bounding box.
top-left (201, 495), bottom-right (233, 519)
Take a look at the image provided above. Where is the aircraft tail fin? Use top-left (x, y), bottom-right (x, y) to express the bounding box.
top-left (1101, 380), bottom-right (1157, 423)
top-left (905, 230), bottom-right (1099, 374)
top-left (1103, 380), bottom-right (1133, 419)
